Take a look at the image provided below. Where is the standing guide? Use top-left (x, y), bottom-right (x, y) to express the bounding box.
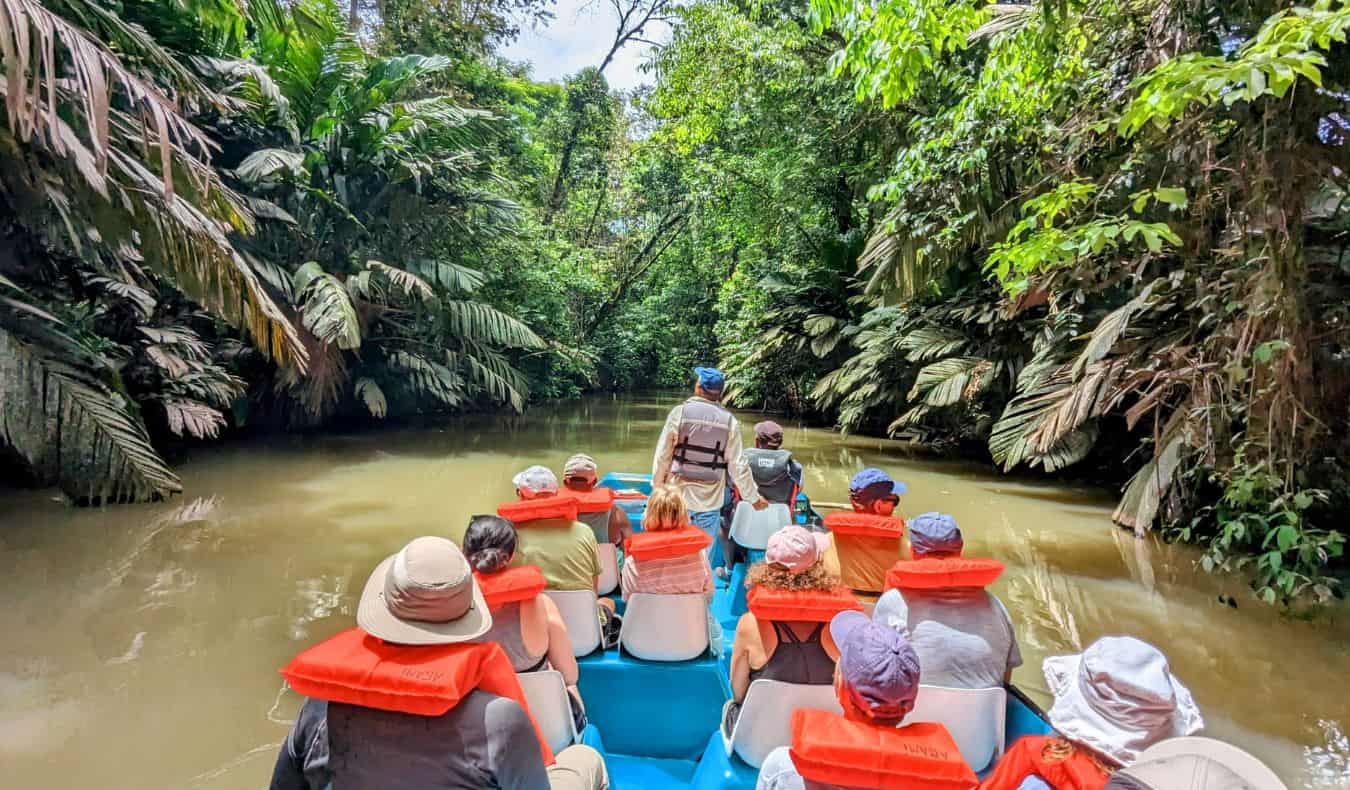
top-left (652, 366), bottom-right (767, 575)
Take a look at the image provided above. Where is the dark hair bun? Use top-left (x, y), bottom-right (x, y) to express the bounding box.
top-left (469, 547), bottom-right (510, 573)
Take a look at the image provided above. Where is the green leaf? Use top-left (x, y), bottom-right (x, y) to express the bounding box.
top-left (1276, 525), bottom-right (1298, 552)
top-left (1153, 187), bottom-right (1188, 210)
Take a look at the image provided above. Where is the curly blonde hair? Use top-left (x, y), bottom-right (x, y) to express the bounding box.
top-left (746, 560), bottom-right (838, 591)
top-left (644, 484), bottom-right (688, 531)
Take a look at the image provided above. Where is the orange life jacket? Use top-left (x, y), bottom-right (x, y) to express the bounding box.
top-left (746, 586), bottom-right (863, 623)
top-left (497, 494), bottom-right (579, 524)
top-left (884, 557), bottom-right (1006, 591)
top-left (568, 486), bottom-right (615, 514)
top-left (280, 628), bottom-right (555, 765)
top-left (475, 565), bottom-right (548, 611)
top-left (824, 511), bottom-right (907, 538)
top-left (976, 736), bottom-right (1112, 790)
top-left (624, 526), bottom-right (712, 562)
top-left (789, 708), bottom-right (978, 790)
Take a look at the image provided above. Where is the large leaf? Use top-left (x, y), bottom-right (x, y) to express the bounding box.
top-left (899, 326), bottom-right (969, 362)
top-left (441, 300), bottom-right (544, 349)
top-left (235, 148), bottom-right (307, 183)
top-left (908, 356), bottom-right (991, 407)
top-left (0, 329), bottom-right (180, 502)
top-left (293, 262), bottom-right (361, 350)
top-left (366, 260), bottom-right (435, 303)
top-left (450, 344), bottom-right (528, 412)
top-left (354, 377), bottom-right (387, 418)
top-left (163, 399), bottom-right (226, 439)
top-left (1071, 281), bottom-right (1157, 378)
top-left (1112, 409), bottom-right (1190, 532)
top-left (388, 351), bottom-right (462, 407)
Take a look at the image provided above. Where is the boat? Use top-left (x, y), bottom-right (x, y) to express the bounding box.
top-left (553, 472), bottom-right (1056, 789)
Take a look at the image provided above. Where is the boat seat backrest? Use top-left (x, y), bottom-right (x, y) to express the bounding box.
top-left (901, 684), bottom-right (1007, 772)
top-left (516, 670), bottom-right (578, 755)
top-left (543, 589), bottom-right (602, 657)
top-left (725, 679), bottom-right (842, 768)
top-left (619, 593), bottom-right (709, 661)
top-left (729, 502), bottom-right (794, 551)
top-left (595, 544), bottom-right (619, 595)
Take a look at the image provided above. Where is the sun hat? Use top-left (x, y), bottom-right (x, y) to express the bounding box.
top-left (765, 525), bottom-right (830, 573)
top-left (754, 420), bottom-right (785, 449)
top-left (1044, 636), bottom-right (1204, 766)
top-left (512, 465), bottom-right (559, 498)
top-left (1110, 737), bottom-right (1286, 790)
top-left (908, 512), bottom-right (963, 557)
top-left (356, 536), bottom-right (492, 646)
top-left (693, 366), bottom-right (726, 393)
top-left (848, 467), bottom-right (907, 504)
top-left (829, 610), bottom-right (921, 721)
top-left (563, 453), bottom-right (599, 485)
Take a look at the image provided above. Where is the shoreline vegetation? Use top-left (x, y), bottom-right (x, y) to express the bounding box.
top-left (2, 0), bottom-right (1348, 604)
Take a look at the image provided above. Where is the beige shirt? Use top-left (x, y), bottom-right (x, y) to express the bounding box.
top-left (651, 397), bottom-right (760, 512)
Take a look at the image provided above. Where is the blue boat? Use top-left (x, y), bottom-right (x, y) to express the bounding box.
top-left (557, 472), bottom-right (1055, 789)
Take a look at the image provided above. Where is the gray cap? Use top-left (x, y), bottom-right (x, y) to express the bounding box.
top-left (908, 512), bottom-right (963, 557)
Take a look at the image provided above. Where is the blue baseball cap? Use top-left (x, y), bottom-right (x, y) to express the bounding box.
top-left (693, 366), bottom-right (725, 393)
top-left (848, 467), bottom-right (906, 502)
top-left (909, 512), bottom-right (963, 557)
top-left (830, 610), bottom-right (920, 721)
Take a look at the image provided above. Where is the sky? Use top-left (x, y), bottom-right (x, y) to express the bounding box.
top-left (500, 0), bottom-right (671, 92)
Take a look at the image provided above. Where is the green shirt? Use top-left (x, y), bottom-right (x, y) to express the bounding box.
top-left (512, 518), bottom-right (600, 591)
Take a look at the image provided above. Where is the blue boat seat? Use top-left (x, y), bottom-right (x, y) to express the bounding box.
top-left (723, 679), bottom-right (842, 769)
top-left (619, 593), bottom-right (710, 661)
top-left (729, 502), bottom-right (793, 550)
top-left (517, 670), bottom-right (580, 754)
top-left (595, 544), bottom-right (619, 595)
top-left (902, 684), bottom-right (1008, 773)
top-left (545, 589), bottom-right (603, 657)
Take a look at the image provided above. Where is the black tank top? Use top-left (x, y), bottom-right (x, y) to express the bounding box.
top-left (748, 621), bottom-right (835, 685)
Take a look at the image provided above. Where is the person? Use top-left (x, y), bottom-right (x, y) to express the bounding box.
top-left (979, 636), bottom-right (1204, 790)
top-left (652, 366), bottom-right (767, 574)
top-left (874, 512), bottom-right (1022, 688)
top-left (725, 526), bottom-right (859, 736)
top-left (621, 484), bottom-right (712, 598)
top-left (499, 465), bottom-right (603, 593)
top-left (742, 420), bottom-right (803, 506)
top-left (821, 467), bottom-right (907, 594)
top-left (463, 513), bottom-right (580, 682)
top-left (269, 536), bottom-right (609, 790)
top-left (562, 453), bottom-right (632, 546)
top-left (756, 611), bottom-right (978, 790)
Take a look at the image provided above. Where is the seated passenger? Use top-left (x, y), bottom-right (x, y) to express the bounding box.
top-left (621, 484), bottom-right (713, 597)
top-left (269, 536), bottom-right (608, 790)
top-left (742, 421), bottom-right (803, 506)
top-left (726, 526), bottom-right (855, 735)
top-left (562, 453), bottom-right (632, 545)
top-left (821, 467), bottom-right (907, 593)
top-left (500, 465), bottom-right (602, 593)
top-left (756, 611), bottom-right (977, 790)
top-left (980, 636), bottom-right (1203, 790)
top-left (874, 512), bottom-right (1022, 688)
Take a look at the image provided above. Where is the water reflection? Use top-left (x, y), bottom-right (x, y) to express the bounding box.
top-left (0, 392), bottom-right (1345, 787)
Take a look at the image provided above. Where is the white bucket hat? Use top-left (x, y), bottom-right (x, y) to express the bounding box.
top-left (356, 536), bottom-right (492, 645)
top-left (1111, 737), bottom-right (1287, 790)
top-left (1044, 636), bottom-right (1204, 766)
top-left (512, 465), bottom-right (558, 497)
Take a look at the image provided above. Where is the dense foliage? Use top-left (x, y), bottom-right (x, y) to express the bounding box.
top-left (2, 0), bottom-right (1347, 599)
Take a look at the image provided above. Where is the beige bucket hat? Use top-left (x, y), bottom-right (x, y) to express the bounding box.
top-left (356, 536), bottom-right (492, 645)
top-left (1108, 737), bottom-right (1288, 790)
top-left (1044, 636), bottom-right (1204, 766)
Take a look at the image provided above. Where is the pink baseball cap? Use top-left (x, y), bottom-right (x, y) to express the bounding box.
top-left (765, 526), bottom-right (830, 573)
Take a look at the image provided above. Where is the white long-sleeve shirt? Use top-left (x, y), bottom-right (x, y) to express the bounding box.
top-left (651, 397), bottom-right (760, 513)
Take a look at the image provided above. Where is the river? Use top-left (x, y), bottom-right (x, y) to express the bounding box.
top-left (0, 392), bottom-right (1346, 788)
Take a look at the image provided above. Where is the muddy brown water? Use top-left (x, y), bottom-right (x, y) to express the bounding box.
top-left (1, 393), bottom-right (1347, 788)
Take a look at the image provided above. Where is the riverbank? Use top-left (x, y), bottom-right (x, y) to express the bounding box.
top-left (0, 392), bottom-right (1347, 787)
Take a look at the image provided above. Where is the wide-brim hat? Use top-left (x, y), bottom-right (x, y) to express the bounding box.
top-left (1044, 636), bottom-right (1204, 766)
top-left (357, 537), bottom-right (492, 646)
top-left (1116, 737), bottom-right (1286, 790)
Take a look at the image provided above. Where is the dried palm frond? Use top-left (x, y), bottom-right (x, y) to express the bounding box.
top-left (354, 377), bottom-right (387, 418)
top-left (163, 399), bottom-right (227, 438)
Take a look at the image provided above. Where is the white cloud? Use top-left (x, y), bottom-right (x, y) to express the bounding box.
top-left (501, 0), bottom-right (669, 92)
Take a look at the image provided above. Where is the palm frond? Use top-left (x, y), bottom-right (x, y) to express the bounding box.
top-left (235, 148), bottom-right (307, 184)
top-left (899, 326), bottom-right (969, 362)
top-left (367, 260), bottom-right (435, 303)
top-left (908, 356), bottom-right (992, 407)
top-left (410, 259), bottom-right (486, 294)
top-left (388, 351), bottom-right (462, 406)
top-left (354, 377), bottom-right (387, 418)
top-left (0, 328), bottom-right (180, 502)
top-left (163, 399), bottom-right (226, 438)
top-left (450, 343), bottom-right (528, 411)
top-left (1072, 281), bottom-right (1157, 378)
top-left (441, 300), bottom-right (544, 348)
top-left (1112, 408), bottom-right (1191, 532)
top-left (293, 262), bottom-right (361, 350)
